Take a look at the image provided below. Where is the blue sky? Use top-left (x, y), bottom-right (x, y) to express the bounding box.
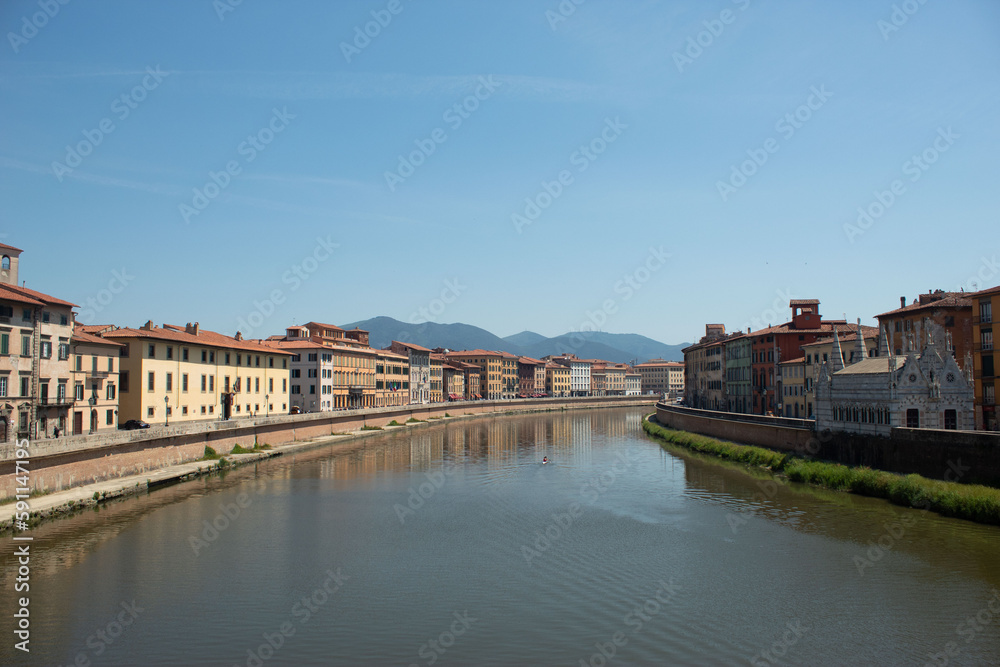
top-left (1, 0), bottom-right (998, 346)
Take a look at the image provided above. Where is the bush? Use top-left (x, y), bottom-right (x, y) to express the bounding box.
top-left (231, 444), bottom-right (254, 454)
top-left (361, 425), bottom-right (383, 431)
top-left (203, 446), bottom-right (221, 460)
top-left (387, 420), bottom-right (401, 426)
top-left (642, 415), bottom-right (1000, 526)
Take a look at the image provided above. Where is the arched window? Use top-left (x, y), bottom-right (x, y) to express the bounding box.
top-left (1, 256), bottom-right (9, 270)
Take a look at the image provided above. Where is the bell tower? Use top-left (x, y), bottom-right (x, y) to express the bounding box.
top-left (0, 243), bottom-right (22, 286)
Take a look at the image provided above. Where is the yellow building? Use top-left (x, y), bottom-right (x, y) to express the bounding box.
top-left (446, 350), bottom-right (504, 400)
top-left (429, 354), bottom-right (444, 403)
top-left (102, 321), bottom-right (291, 424)
top-left (777, 357), bottom-right (806, 419)
top-left (970, 284), bottom-right (998, 430)
top-left (376, 349), bottom-right (409, 408)
top-left (545, 363), bottom-right (570, 397)
top-left (70, 326), bottom-right (121, 434)
top-left (634, 359), bottom-right (685, 396)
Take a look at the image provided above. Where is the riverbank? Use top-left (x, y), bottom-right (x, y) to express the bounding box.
top-left (1, 400), bottom-right (652, 532)
top-left (643, 414), bottom-right (1000, 526)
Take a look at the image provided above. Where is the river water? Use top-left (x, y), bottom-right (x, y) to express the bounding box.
top-left (2, 407), bottom-right (999, 666)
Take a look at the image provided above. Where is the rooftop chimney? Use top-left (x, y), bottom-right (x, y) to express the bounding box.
top-left (900, 296), bottom-right (906, 309)
top-left (141, 320), bottom-right (154, 331)
top-left (185, 322), bottom-right (200, 335)
top-left (235, 331), bottom-right (243, 341)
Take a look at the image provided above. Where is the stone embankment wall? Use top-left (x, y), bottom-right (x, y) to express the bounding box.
top-left (656, 403), bottom-right (1000, 486)
top-left (0, 396), bottom-right (655, 498)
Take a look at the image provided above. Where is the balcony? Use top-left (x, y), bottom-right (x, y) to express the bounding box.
top-left (973, 315), bottom-right (993, 325)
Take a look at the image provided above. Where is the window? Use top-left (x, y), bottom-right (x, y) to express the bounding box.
top-left (60, 314), bottom-right (68, 326)
top-left (182, 406), bottom-right (188, 415)
top-left (0, 333), bottom-right (7, 355)
top-left (148, 371), bottom-right (155, 391)
top-left (148, 343), bottom-right (156, 358)
top-left (166, 373), bottom-right (173, 391)
top-left (20, 376), bottom-right (29, 397)
top-left (255, 377), bottom-right (260, 393)
top-left (21, 336), bottom-right (30, 356)
top-left (209, 375), bottom-right (214, 392)
top-left (201, 350), bottom-right (207, 363)
top-left (22, 308), bottom-right (30, 321)
top-left (282, 379), bottom-right (287, 392)
top-left (292, 369), bottom-right (300, 378)
top-left (201, 375), bottom-right (207, 392)
top-left (209, 351), bottom-right (214, 363)
top-left (92, 355), bottom-right (98, 372)
top-left (906, 409), bottom-right (920, 428)
top-left (944, 409), bottom-right (957, 430)
top-left (269, 357), bottom-right (274, 368)
top-left (0, 376), bottom-right (6, 397)
top-left (75, 355), bottom-right (82, 371)
top-left (121, 371), bottom-right (129, 392)
top-left (42, 311), bottom-right (50, 323)
top-left (292, 385), bottom-right (300, 394)
top-left (75, 383), bottom-right (84, 401)
top-left (107, 384), bottom-right (115, 400)
top-left (108, 357), bottom-right (113, 372)
top-left (226, 353), bottom-right (231, 364)
top-left (166, 346), bottom-right (173, 359)
top-left (269, 378), bottom-right (273, 392)
top-left (182, 348), bottom-right (189, 361)
top-left (255, 355), bottom-right (261, 367)
top-left (39, 382), bottom-right (48, 403)
top-left (106, 409), bottom-right (114, 425)
top-left (148, 407), bottom-right (155, 417)
top-left (309, 385), bottom-right (315, 394)
top-left (40, 341), bottom-right (52, 358)
top-left (57, 382), bottom-right (66, 403)
top-left (57, 343), bottom-right (69, 360)
top-left (182, 373), bottom-right (189, 392)
top-left (944, 316), bottom-right (954, 327)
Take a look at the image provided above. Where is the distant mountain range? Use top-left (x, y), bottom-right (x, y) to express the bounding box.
top-left (341, 316), bottom-right (688, 363)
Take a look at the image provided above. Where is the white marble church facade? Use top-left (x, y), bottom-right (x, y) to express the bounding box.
top-left (815, 321), bottom-right (974, 435)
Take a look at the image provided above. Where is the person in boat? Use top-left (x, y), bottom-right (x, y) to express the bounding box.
top-left (542, 456), bottom-right (548, 464)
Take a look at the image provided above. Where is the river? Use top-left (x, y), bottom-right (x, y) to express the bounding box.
top-left (2, 407), bottom-right (998, 666)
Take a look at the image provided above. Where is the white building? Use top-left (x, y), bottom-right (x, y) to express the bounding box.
top-left (390, 340), bottom-right (431, 404)
top-left (815, 324), bottom-right (974, 435)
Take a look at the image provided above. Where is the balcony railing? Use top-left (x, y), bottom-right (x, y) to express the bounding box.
top-left (973, 315), bottom-right (992, 325)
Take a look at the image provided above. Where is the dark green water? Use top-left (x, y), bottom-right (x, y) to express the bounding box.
top-left (2, 407), bottom-right (999, 666)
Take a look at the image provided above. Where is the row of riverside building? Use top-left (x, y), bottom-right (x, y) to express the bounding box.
top-left (0, 242), bottom-right (685, 442)
top-left (682, 292), bottom-right (999, 432)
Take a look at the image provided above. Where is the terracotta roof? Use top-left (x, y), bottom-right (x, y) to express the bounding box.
top-left (446, 349), bottom-right (502, 357)
top-left (377, 349), bottom-right (408, 360)
top-left (635, 360), bottom-right (684, 368)
top-left (875, 293), bottom-right (971, 318)
top-left (77, 324), bottom-right (116, 334)
top-left (789, 299), bottom-right (820, 306)
top-left (778, 356), bottom-right (805, 364)
top-left (800, 328), bottom-right (879, 347)
top-left (969, 284), bottom-right (1000, 299)
top-left (102, 324), bottom-right (292, 355)
top-left (0, 243), bottom-right (23, 253)
top-left (391, 340), bottom-right (432, 353)
top-left (0, 284), bottom-right (43, 306)
top-left (748, 320), bottom-right (854, 337)
top-left (0, 283), bottom-right (76, 308)
top-left (72, 330), bottom-right (122, 347)
top-left (265, 340), bottom-right (328, 351)
top-left (518, 356), bottom-right (545, 365)
top-left (305, 321), bottom-right (345, 333)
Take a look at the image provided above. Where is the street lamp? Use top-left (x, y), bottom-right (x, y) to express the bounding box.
top-left (265, 394), bottom-right (270, 417)
top-left (164, 395), bottom-right (170, 426)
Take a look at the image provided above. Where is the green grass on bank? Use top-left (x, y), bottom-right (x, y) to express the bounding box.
top-left (642, 415), bottom-right (1000, 526)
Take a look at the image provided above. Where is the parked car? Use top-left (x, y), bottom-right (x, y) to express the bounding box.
top-left (119, 419), bottom-right (150, 430)
top-left (289, 406), bottom-right (302, 415)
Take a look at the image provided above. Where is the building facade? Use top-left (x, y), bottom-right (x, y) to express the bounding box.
top-left (724, 334), bottom-right (751, 413)
top-left (389, 341), bottom-right (431, 404)
top-left (0, 242), bottom-right (77, 441)
top-left (969, 284), bottom-right (998, 430)
top-left (70, 327), bottom-right (121, 434)
top-left (876, 291), bottom-right (973, 362)
top-left (103, 321), bottom-right (291, 424)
